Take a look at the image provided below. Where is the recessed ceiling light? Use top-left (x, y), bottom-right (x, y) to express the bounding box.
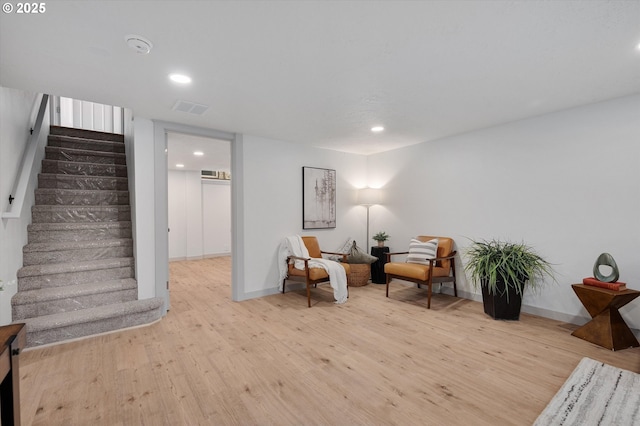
top-left (371, 126), bottom-right (384, 132)
top-left (169, 74), bottom-right (192, 84)
top-left (193, 151), bottom-right (204, 156)
top-left (176, 164), bottom-right (184, 168)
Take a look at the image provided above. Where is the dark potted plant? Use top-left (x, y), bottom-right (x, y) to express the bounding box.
top-left (464, 239), bottom-right (554, 320)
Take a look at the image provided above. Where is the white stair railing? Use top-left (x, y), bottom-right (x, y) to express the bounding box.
top-left (51, 96), bottom-right (124, 134)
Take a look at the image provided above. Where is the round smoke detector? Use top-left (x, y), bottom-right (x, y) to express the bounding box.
top-left (125, 34), bottom-right (153, 54)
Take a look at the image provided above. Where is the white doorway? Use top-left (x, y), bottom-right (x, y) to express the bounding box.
top-left (152, 121), bottom-right (242, 313)
top-left (166, 132), bottom-right (231, 261)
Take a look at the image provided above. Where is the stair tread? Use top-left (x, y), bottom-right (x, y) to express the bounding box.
top-left (48, 134), bottom-right (124, 145)
top-left (50, 126), bottom-right (125, 141)
top-left (18, 257), bottom-right (134, 278)
top-left (33, 204), bottom-right (130, 210)
top-left (13, 278), bottom-right (137, 304)
top-left (42, 159), bottom-right (127, 168)
top-left (24, 238), bottom-right (132, 252)
top-left (46, 146), bottom-right (126, 158)
top-left (23, 297), bottom-right (163, 332)
top-left (35, 188), bottom-right (129, 197)
top-left (28, 221), bottom-right (131, 231)
top-left (39, 173), bottom-right (128, 181)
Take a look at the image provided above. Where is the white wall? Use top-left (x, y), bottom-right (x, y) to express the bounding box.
top-left (131, 117), bottom-right (157, 300)
top-left (238, 134), bottom-right (367, 298)
top-left (3, 86), bottom-right (632, 333)
top-left (167, 171), bottom-right (231, 260)
top-left (368, 94), bottom-right (640, 330)
top-left (168, 170), bottom-right (187, 259)
top-left (0, 87), bottom-right (49, 325)
top-left (203, 180), bottom-right (231, 255)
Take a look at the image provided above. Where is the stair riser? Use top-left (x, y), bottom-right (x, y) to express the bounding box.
top-left (23, 245), bottom-right (133, 266)
top-left (35, 191), bottom-right (130, 206)
top-left (42, 160), bottom-right (127, 177)
top-left (13, 289), bottom-right (137, 319)
top-left (48, 137), bottom-right (125, 153)
top-left (26, 304), bottom-right (162, 347)
top-left (32, 208), bottom-right (131, 223)
top-left (50, 126), bottom-right (124, 142)
top-left (28, 227), bottom-right (132, 243)
top-left (18, 266), bottom-right (134, 291)
top-left (46, 149), bottom-right (126, 165)
top-left (38, 175), bottom-right (129, 191)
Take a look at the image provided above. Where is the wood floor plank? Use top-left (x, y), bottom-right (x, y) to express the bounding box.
top-left (17, 257), bottom-right (640, 425)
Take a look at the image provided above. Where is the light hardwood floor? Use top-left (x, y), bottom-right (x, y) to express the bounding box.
top-left (18, 257), bottom-right (640, 425)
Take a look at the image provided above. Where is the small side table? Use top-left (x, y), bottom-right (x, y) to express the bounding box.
top-left (571, 284), bottom-right (640, 351)
top-left (371, 246), bottom-right (389, 284)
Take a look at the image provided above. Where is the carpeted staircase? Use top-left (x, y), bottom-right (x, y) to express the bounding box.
top-left (12, 126), bottom-right (164, 347)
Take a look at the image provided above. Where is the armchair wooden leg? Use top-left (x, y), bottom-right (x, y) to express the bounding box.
top-left (307, 284), bottom-right (311, 308)
top-left (282, 279), bottom-right (286, 294)
top-left (451, 258), bottom-right (458, 297)
top-left (427, 283), bottom-right (432, 309)
top-left (386, 275), bottom-right (390, 297)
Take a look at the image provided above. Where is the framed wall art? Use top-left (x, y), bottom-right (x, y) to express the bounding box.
top-left (302, 166), bottom-right (336, 229)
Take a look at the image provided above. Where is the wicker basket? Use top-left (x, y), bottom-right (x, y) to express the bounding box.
top-left (348, 263), bottom-right (370, 287)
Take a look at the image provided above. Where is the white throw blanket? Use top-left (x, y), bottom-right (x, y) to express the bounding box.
top-left (278, 236), bottom-right (348, 304)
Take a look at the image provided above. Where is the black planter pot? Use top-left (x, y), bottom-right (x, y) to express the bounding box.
top-left (481, 281), bottom-right (523, 320)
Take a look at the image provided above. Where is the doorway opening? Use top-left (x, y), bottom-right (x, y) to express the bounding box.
top-left (166, 132), bottom-right (231, 262)
top-left (153, 121), bottom-right (242, 314)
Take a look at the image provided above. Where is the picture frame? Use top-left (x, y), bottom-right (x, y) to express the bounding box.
top-left (302, 166), bottom-right (336, 229)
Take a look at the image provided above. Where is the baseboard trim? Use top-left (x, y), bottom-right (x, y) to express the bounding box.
top-left (170, 253), bottom-right (231, 262)
top-left (237, 286), bottom-right (283, 301)
top-left (445, 287), bottom-right (640, 338)
top-left (203, 253), bottom-right (231, 259)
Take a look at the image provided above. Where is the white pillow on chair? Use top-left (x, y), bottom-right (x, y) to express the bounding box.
top-left (327, 237), bottom-right (354, 261)
top-left (406, 238), bottom-right (438, 265)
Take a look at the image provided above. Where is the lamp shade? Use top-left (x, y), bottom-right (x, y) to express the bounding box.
top-left (357, 187), bottom-right (381, 206)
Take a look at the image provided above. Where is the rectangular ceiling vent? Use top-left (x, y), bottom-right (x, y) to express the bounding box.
top-left (172, 100), bottom-right (209, 115)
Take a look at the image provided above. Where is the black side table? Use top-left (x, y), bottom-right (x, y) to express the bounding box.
top-left (371, 246), bottom-right (390, 284)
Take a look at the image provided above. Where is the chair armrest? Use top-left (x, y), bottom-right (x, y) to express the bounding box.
top-left (320, 251), bottom-right (349, 262)
top-left (287, 255), bottom-right (311, 261)
top-left (385, 251), bottom-right (409, 262)
top-left (385, 250), bottom-right (457, 263)
top-left (286, 255), bottom-right (312, 274)
top-left (433, 251), bottom-right (457, 262)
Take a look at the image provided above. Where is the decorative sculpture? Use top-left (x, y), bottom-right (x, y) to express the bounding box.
top-left (593, 253), bottom-right (619, 283)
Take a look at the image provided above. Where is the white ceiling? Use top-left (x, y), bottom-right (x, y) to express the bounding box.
top-left (167, 132), bottom-right (230, 172)
top-left (1, 1), bottom-right (639, 155)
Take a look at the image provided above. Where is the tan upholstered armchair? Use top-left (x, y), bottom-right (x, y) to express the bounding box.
top-left (384, 236), bottom-right (457, 308)
top-left (282, 236), bottom-right (351, 307)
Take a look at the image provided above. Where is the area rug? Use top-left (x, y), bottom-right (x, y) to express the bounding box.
top-left (534, 357), bottom-right (640, 425)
